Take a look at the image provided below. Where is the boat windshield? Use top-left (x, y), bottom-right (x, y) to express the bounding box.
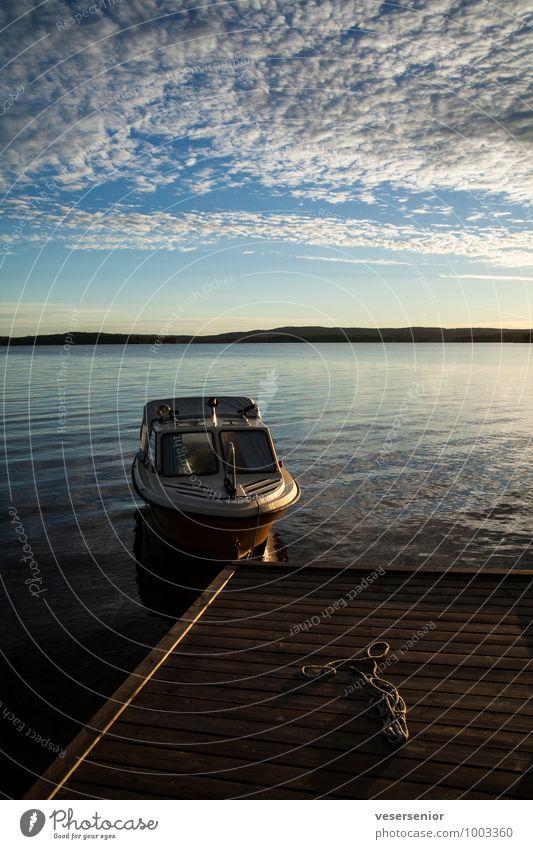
top-left (160, 431), bottom-right (217, 476)
top-left (220, 430), bottom-right (277, 473)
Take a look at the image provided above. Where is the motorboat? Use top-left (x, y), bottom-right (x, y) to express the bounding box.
top-left (132, 396), bottom-right (300, 559)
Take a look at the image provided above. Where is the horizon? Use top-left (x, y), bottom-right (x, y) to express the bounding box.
top-left (1, 2), bottom-right (532, 335)
top-left (4, 322), bottom-right (533, 341)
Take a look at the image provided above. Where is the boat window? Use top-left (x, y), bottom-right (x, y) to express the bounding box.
top-left (160, 431), bottom-right (217, 476)
top-left (220, 430), bottom-right (277, 473)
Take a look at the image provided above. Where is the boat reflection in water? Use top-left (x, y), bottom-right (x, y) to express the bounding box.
top-left (133, 507), bottom-right (289, 619)
top-left (133, 508), bottom-right (222, 619)
top-left (132, 396), bottom-right (300, 560)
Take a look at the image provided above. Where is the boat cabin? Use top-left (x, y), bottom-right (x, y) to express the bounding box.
top-left (138, 396), bottom-right (282, 495)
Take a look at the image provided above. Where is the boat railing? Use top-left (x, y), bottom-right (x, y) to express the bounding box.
top-left (224, 441), bottom-right (237, 495)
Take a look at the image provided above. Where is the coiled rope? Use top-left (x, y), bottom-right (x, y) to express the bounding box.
top-left (301, 640), bottom-right (409, 745)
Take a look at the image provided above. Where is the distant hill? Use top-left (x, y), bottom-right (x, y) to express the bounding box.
top-left (2, 326), bottom-right (532, 345)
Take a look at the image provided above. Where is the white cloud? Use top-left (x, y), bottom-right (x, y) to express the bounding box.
top-left (0, 0), bottom-right (531, 305)
top-left (295, 255), bottom-right (408, 266)
top-left (440, 273), bottom-right (533, 281)
top-left (5, 203), bottom-right (531, 267)
top-left (0, 0), bottom-right (531, 207)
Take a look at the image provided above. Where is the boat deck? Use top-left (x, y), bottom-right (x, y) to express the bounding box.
top-left (27, 561), bottom-right (533, 800)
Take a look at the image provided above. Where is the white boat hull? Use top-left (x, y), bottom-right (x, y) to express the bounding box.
top-left (132, 455), bottom-right (299, 559)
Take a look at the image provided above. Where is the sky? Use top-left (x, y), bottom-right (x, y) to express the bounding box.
top-left (1, 0), bottom-right (532, 336)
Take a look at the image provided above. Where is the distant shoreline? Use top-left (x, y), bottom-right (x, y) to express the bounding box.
top-left (2, 326), bottom-right (533, 346)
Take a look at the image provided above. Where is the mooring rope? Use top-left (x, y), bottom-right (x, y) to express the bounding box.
top-left (301, 640), bottom-right (409, 745)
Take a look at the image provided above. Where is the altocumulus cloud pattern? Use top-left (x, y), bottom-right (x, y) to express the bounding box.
top-left (1, 0), bottom-right (532, 267)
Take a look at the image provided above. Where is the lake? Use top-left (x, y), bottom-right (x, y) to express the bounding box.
top-left (2, 341), bottom-right (532, 795)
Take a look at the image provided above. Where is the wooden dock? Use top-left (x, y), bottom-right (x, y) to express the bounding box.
top-left (27, 561), bottom-right (533, 800)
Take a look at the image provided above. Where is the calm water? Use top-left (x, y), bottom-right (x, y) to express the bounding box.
top-left (2, 342), bottom-right (533, 795)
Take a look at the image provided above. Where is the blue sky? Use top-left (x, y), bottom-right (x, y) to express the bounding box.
top-left (1, 0), bottom-right (532, 335)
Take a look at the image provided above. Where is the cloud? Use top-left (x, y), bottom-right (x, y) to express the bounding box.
top-left (0, 0), bottom-right (531, 301)
top-left (0, 0), bottom-right (531, 205)
top-left (440, 273), bottom-right (533, 281)
top-left (295, 255), bottom-right (408, 266)
top-left (5, 203), bottom-right (532, 267)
